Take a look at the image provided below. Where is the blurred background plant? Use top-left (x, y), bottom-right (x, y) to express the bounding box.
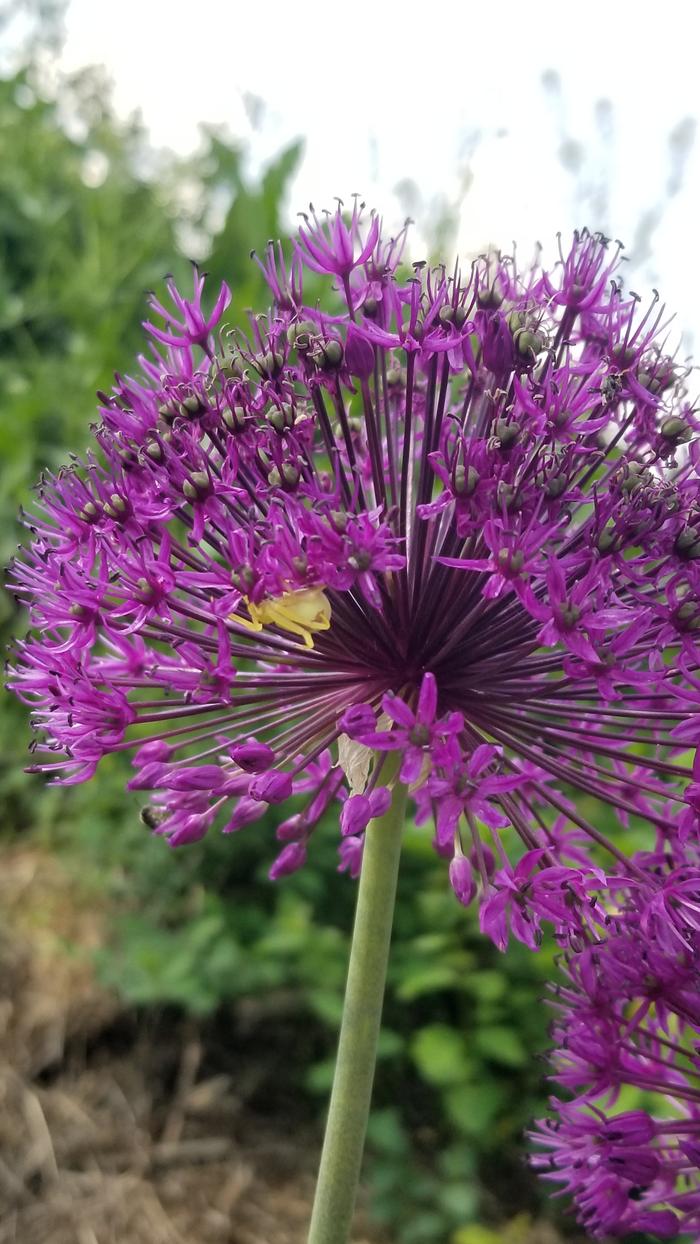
top-left (1, 4), bottom-right (696, 1243)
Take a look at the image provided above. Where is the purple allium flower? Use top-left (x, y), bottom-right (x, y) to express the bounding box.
top-left (531, 834), bottom-right (700, 1238)
top-left (7, 200), bottom-right (700, 945)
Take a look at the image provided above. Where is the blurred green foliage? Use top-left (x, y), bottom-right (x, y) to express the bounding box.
top-left (1, 51), bottom-right (581, 1244)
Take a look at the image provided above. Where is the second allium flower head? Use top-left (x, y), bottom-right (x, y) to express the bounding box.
top-left (9, 199), bottom-right (700, 949)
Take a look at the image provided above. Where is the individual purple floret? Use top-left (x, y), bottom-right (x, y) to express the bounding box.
top-left (7, 199), bottom-right (700, 948)
top-left (531, 830), bottom-right (700, 1238)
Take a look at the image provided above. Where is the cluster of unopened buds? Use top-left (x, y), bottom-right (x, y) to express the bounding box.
top-left (9, 198), bottom-right (700, 1236)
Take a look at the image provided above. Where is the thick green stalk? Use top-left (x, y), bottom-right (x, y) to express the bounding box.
top-left (307, 774), bottom-right (408, 1244)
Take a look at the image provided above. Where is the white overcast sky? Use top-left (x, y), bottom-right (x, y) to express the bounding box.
top-left (32, 0), bottom-right (700, 344)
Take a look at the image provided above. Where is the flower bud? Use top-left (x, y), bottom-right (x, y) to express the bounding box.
top-left (231, 739), bottom-right (275, 772)
top-left (222, 797), bottom-right (267, 833)
top-left (268, 840), bottom-right (307, 879)
top-left (127, 762), bottom-right (166, 790)
top-left (276, 813), bottom-right (305, 842)
top-left (340, 793), bottom-right (371, 837)
top-left (449, 855), bottom-right (477, 906)
top-left (339, 703), bottom-right (377, 739)
top-left (337, 835), bottom-right (364, 878)
top-left (162, 764), bottom-right (226, 791)
top-left (249, 770), bottom-right (294, 803)
top-left (134, 740), bottom-right (173, 765)
top-left (469, 843), bottom-right (495, 878)
top-left (345, 325), bottom-right (374, 378)
top-left (167, 813), bottom-right (212, 847)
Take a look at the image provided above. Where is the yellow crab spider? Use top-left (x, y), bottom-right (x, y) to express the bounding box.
top-left (237, 587), bottom-right (332, 649)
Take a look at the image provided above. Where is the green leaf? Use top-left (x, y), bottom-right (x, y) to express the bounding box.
top-left (410, 1024), bottom-right (472, 1086)
top-left (304, 1058), bottom-right (336, 1095)
top-left (400, 1211), bottom-right (447, 1243)
top-left (466, 970), bottom-right (507, 1002)
top-left (306, 988), bottom-right (343, 1027)
top-left (451, 1227), bottom-right (502, 1244)
top-left (445, 1082), bottom-right (506, 1136)
top-left (396, 964), bottom-right (461, 1001)
top-left (377, 1027), bottom-right (405, 1058)
top-left (440, 1182), bottom-right (479, 1222)
top-left (366, 1107), bottom-right (410, 1157)
top-left (474, 1025), bottom-right (527, 1068)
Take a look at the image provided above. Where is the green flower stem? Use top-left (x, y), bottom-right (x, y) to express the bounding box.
top-left (307, 770), bottom-right (408, 1244)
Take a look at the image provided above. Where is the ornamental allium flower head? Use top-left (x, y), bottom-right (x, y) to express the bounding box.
top-left (530, 834), bottom-right (700, 1238)
top-left (8, 199), bottom-right (700, 947)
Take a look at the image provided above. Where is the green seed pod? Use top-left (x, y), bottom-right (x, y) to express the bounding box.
top-left (286, 320), bottom-right (317, 350)
top-left (660, 416), bottom-right (692, 445)
top-left (611, 343), bottom-right (637, 368)
top-left (560, 603), bottom-right (581, 628)
top-left (217, 349), bottom-right (244, 381)
top-left (259, 349), bottom-right (284, 378)
top-left (515, 327), bottom-right (545, 357)
top-left (496, 481), bottom-right (518, 510)
top-left (182, 471), bottom-right (210, 501)
top-left (268, 409), bottom-right (287, 434)
top-left (621, 462), bottom-right (650, 494)
top-left (675, 527), bottom-right (700, 559)
top-left (69, 602), bottom-right (92, 620)
top-left (545, 474), bottom-right (567, 498)
top-left (320, 339), bottom-right (344, 368)
top-left (221, 405), bottom-right (247, 433)
top-left (103, 493), bottom-right (129, 520)
top-left (180, 394), bottom-right (206, 417)
top-left (454, 465), bottom-right (479, 496)
top-left (494, 418), bottom-right (520, 448)
top-left (597, 526), bottom-right (619, 554)
top-left (231, 565), bottom-right (255, 591)
top-left (477, 286), bottom-right (503, 310)
top-left (497, 548), bottom-right (524, 572)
